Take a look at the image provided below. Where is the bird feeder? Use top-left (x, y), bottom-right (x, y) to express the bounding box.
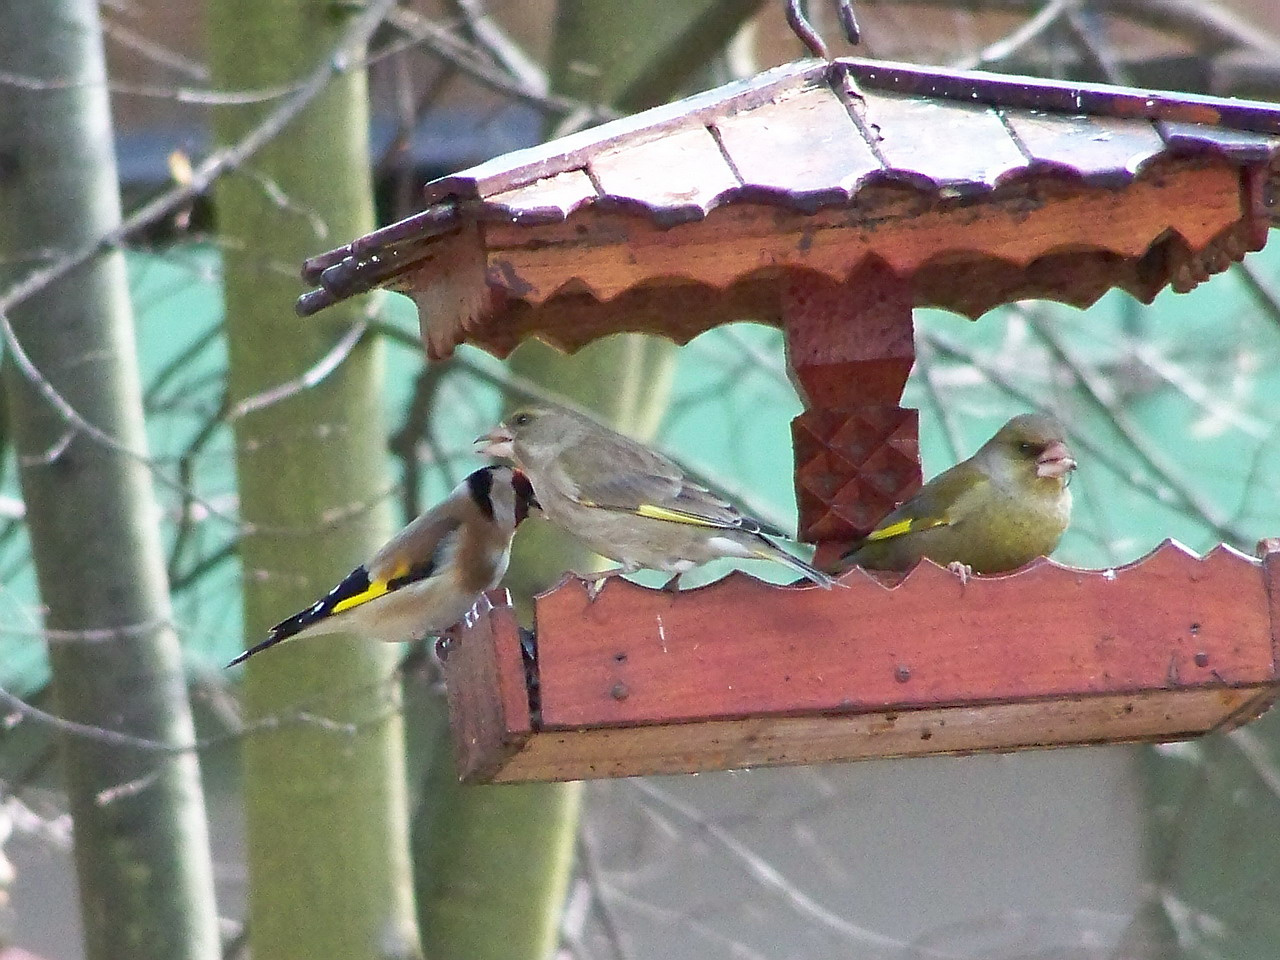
top-left (300, 58), bottom-right (1280, 783)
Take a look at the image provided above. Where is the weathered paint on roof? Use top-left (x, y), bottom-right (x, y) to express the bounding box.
top-left (298, 57), bottom-right (1280, 317)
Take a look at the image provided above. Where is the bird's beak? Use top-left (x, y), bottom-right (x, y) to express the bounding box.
top-left (476, 425), bottom-right (515, 460)
top-left (1036, 440), bottom-right (1077, 479)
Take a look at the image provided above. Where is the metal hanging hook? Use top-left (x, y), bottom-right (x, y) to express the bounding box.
top-left (785, 0), bottom-right (860, 60)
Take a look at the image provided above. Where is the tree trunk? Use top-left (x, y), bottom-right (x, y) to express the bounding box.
top-left (413, 5), bottom-right (761, 959)
top-left (0, 2), bottom-right (220, 959)
top-left (206, 0), bottom-right (422, 957)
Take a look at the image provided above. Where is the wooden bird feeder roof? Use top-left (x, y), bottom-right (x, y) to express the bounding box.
top-left (300, 57), bottom-right (1280, 358)
top-left (298, 58), bottom-right (1280, 784)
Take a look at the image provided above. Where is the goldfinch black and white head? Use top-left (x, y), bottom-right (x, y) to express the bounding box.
top-left (228, 465), bottom-right (538, 666)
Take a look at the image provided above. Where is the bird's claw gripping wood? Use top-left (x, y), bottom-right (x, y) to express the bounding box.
top-left (946, 561), bottom-right (973, 588)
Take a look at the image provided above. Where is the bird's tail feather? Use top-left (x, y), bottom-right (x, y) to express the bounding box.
top-left (755, 540), bottom-right (838, 589)
top-left (225, 605), bottom-right (340, 667)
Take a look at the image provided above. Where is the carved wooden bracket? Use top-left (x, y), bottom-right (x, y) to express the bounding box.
top-left (784, 262), bottom-right (920, 566)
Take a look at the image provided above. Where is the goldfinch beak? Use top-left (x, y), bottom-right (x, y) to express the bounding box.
top-left (476, 426), bottom-right (515, 460)
top-left (1036, 440), bottom-right (1077, 479)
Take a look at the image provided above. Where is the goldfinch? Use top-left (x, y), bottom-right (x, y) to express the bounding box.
top-left (841, 413), bottom-right (1076, 576)
top-left (477, 407), bottom-right (835, 592)
top-left (227, 466), bottom-right (538, 666)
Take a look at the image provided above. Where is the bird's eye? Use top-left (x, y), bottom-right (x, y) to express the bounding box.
top-left (513, 413), bottom-right (531, 427)
top-left (1018, 441), bottom-right (1036, 454)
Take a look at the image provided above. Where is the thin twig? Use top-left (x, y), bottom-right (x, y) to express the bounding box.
top-left (0, 0), bottom-right (398, 531)
top-left (1061, 4), bottom-right (1132, 84)
top-left (384, 6), bottom-right (615, 124)
top-left (100, 13), bottom-right (210, 80)
top-left (0, 67), bottom-right (298, 105)
top-left (954, 0), bottom-right (1072, 69)
top-left (0, 0), bottom-right (398, 317)
top-left (228, 318), bottom-right (371, 421)
top-left (629, 779), bottom-right (941, 954)
top-left (444, 0), bottom-right (548, 94)
top-left (912, 337), bottom-right (966, 464)
top-left (1026, 311), bottom-right (1237, 538)
top-left (578, 823), bottom-right (635, 960)
top-left (0, 664), bottom-right (404, 756)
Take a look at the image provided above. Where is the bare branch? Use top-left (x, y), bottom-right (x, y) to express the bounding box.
top-left (0, 67), bottom-right (298, 104)
top-left (628, 779), bottom-right (927, 954)
top-left (955, 0), bottom-right (1071, 69)
top-left (0, 665), bottom-right (403, 756)
top-left (1026, 310), bottom-right (1238, 537)
top-left (228, 317), bottom-right (371, 421)
top-left (100, 12), bottom-right (210, 80)
top-left (383, 6), bottom-right (617, 124)
top-left (912, 337), bottom-right (967, 463)
top-left (578, 823), bottom-right (635, 960)
top-left (444, 0), bottom-right (548, 94)
top-left (0, 0), bottom-right (398, 317)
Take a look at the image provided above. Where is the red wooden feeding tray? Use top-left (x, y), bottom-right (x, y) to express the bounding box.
top-left (299, 58), bottom-right (1280, 783)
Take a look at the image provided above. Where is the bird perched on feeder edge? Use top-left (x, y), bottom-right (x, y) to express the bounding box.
top-left (841, 412), bottom-right (1076, 579)
top-left (227, 465), bottom-right (538, 666)
top-left (477, 406), bottom-right (836, 595)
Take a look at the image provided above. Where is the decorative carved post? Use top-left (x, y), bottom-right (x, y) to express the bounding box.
top-left (784, 261), bottom-right (921, 569)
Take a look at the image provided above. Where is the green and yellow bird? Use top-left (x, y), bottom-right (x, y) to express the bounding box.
top-left (478, 407), bottom-right (835, 593)
top-left (841, 413), bottom-right (1077, 577)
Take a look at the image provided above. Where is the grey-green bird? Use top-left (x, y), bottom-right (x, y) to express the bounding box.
top-left (478, 407), bottom-right (835, 591)
top-left (841, 413), bottom-right (1076, 575)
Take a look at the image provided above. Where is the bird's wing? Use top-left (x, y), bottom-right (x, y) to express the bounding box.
top-left (556, 435), bottom-right (774, 534)
top-left (366, 494), bottom-right (468, 585)
top-left (861, 464), bottom-right (985, 543)
top-left (281, 494), bottom-right (472, 635)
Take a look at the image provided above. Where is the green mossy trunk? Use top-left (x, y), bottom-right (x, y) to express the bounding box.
top-left (0, 2), bottom-right (220, 958)
top-left (206, 1), bottom-right (421, 957)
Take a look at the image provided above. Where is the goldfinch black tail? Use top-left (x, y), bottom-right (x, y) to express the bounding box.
top-left (225, 565), bottom-right (375, 667)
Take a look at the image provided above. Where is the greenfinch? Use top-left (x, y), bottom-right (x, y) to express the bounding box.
top-left (841, 413), bottom-right (1076, 576)
top-left (478, 407), bottom-right (835, 592)
top-left (227, 466), bottom-right (538, 665)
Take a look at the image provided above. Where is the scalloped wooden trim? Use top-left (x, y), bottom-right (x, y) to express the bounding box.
top-left (440, 540), bottom-right (1280, 782)
top-left (414, 158), bottom-right (1265, 358)
top-left (476, 159), bottom-right (1242, 302)
top-left (405, 223), bottom-right (490, 360)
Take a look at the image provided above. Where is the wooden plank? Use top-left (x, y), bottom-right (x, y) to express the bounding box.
top-left (440, 590), bottom-right (531, 781)
top-left (423, 60), bottom-right (823, 203)
top-left (484, 686), bottom-right (1275, 783)
top-left (477, 159), bottom-right (1244, 306)
top-left (534, 542), bottom-right (1273, 729)
top-left (852, 90), bottom-right (1028, 190)
top-left (1159, 122), bottom-right (1280, 162)
top-left (999, 110), bottom-right (1166, 183)
top-left (481, 169), bottom-right (598, 224)
top-left (845, 58), bottom-right (1280, 133)
top-left (712, 82), bottom-right (881, 210)
top-left (588, 126), bottom-right (741, 225)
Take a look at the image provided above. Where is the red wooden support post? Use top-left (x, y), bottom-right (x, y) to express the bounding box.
top-left (784, 261), bottom-right (921, 568)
